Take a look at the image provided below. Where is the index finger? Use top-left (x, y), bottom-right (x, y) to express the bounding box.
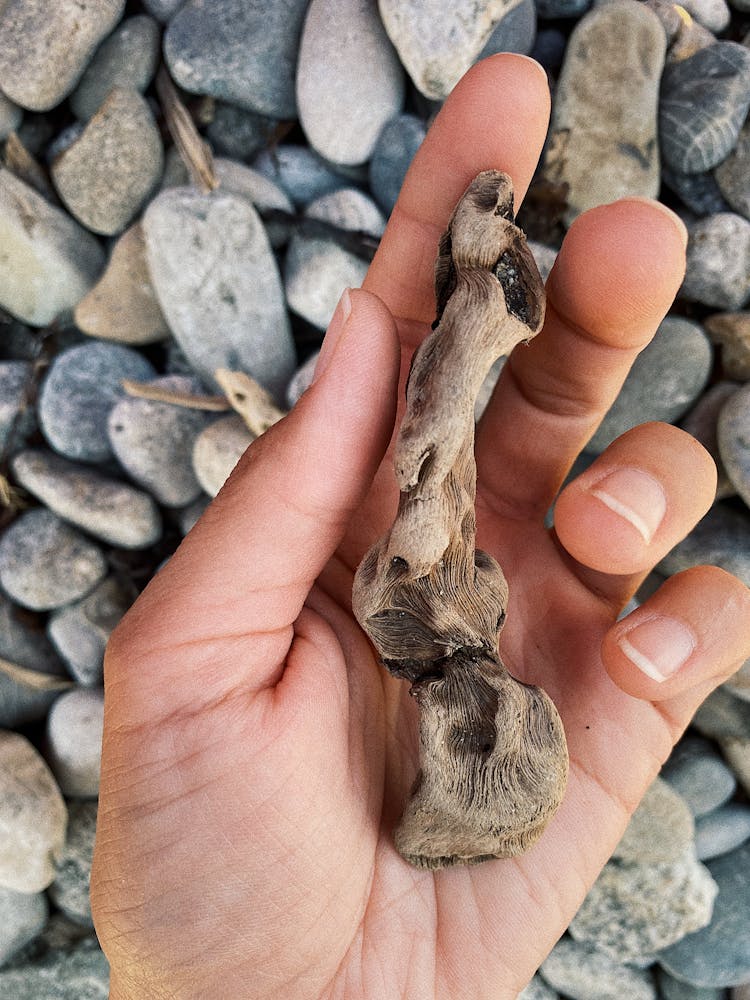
top-left (363, 53), bottom-right (552, 327)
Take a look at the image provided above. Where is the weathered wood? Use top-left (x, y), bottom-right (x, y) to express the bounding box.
top-left (353, 171), bottom-right (569, 869)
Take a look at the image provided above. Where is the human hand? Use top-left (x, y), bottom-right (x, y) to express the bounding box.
top-left (90, 54), bottom-right (750, 1000)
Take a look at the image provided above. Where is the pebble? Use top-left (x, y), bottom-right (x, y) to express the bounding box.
top-left (658, 502), bottom-right (750, 587)
top-left (530, 28), bottom-right (568, 73)
top-left (529, 241), bottom-right (559, 284)
top-left (297, 0), bottom-right (404, 166)
top-left (519, 976), bottom-right (559, 999)
top-left (192, 414), bottom-right (254, 497)
top-left (51, 87), bottom-right (164, 236)
top-left (0, 169), bottom-right (105, 327)
top-left (286, 352), bottom-right (319, 408)
top-left (568, 851), bottom-right (717, 961)
top-left (45, 688), bottom-right (103, 799)
top-left (0, 886), bottom-right (47, 965)
top-left (143, 186), bottom-right (296, 397)
top-left (11, 448), bottom-right (163, 550)
top-left (660, 42), bottom-right (750, 175)
top-left (38, 341), bottom-right (156, 463)
top-left (73, 222), bottom-right (170, 345)
top-left (143, 0), bottom-right (185, 19)
top-left (107, 375), bottom-right (215, 507)
top-left (369, 114), bottom-right (426, 215)
top-left (47, 577), bottom-right (135, 687)
top-left (49, 800), bottom-right (96, 927)
top-left (545, 1), bottom-right (665, 225)
top-left (379, 0), bottom-right (524, 100)
top-left (0, 938), bottom-right (108, 998)
top-left (253, 144), bottom-right (347, 207)
top-left (715, 120), bottom-right (750, 220)
top-left (721, 738), bottom-right (750, 797)
top-left (0, 0), bottom-right (124, 112)
top-left (0, 509), bottom-right (107, 612)
top-left (540, 937), bottom-right (657, 999)
top-left (718, 382), bottom-right (750, 507)
top-left (705, 312), bottom-right (750, 381)
top-left (285, 188), bottom-right (385, 329)
top-left (657, 968), bottom-right (728, 1000)
top-left (661, 736), bottom-right (737, 817)
top-left (662, 165), bottom-right (730, 217)
top-left (585, 316), bottom-right (712, 453)
top-left (694, 804), bottom-right (750, 861)
top-left (0, 92), bottom-right (22, 140)
top-left (680, 381), bottom-right (739, 500)
top-left (658, 841), bottom-right (750, 988)
top-left (205, 103), bottom-right (276, 161)
top-left (535, 0), bottom-right (592, 16)
top-left (0, 360), bottom-right (35, 453)
top-left (726, 658), bottom-right (750, 702)
top-left (0, 730), bottom-right (67, 892)
top-left (164, 0), bottom-right (309, 117)
top-left (212, 158), bottom-right (295, 249)
top-left (477, 0), bottom-right (537, 58)
top-left (0, 596), bottom-right (67, 728)
top-left (679, 0), bottom-right (732, 31)
top-left (692, 686), bottom-right (750, 741)
top-left (613, 777), bottom-right (695, 864)
top-left (682, 213), bottom-right (750, 311)
top-left (70, 15), bottom-right (160, 121)
top-left (176, 494), bottom-right (211, 535)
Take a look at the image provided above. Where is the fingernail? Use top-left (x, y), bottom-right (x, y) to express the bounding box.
top-left (589, 468), bottom-right (667, 545)
top-left (625, 197), bottom-right (689, 250)
top-left (617, 615), bottom-right (697, 682)
top-left (313, 288), bottom-right (353, 382)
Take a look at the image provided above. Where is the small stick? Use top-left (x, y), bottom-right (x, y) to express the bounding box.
top-left (155, 66), bottom-right (218, 194)
top-left (214, 369), bottom-right (286, 437)
top-left (121, 378), bottom-right (230, 411)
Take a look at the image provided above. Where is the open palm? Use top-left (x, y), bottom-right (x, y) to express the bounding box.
top-left (91, 56), bottom-right (750, 1000)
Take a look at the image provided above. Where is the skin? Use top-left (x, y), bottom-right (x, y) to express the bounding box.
top-left (91, 55), bottom-right (750, 1000)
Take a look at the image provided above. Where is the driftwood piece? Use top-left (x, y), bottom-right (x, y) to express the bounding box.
top-left (352, 171), bottom-right (568, 869)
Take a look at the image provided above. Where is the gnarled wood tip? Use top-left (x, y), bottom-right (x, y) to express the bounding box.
top-left (353, 170), bottom-right (568, 869)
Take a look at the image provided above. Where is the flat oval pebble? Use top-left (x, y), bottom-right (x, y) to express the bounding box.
top-left (658, 968), bottom-right (729, 1000)
top-left (11, 449), bottom-right (162, 550)
top-left (540, 937), bottom-right (657, 999)
top-left (253, 144), bottom-right (348, 208)
top-left (0, 595), bottom-right (67, 728)
top-left (49, 800), bottom-right (96, 927)
top-left (722, 737), bottom-right (750, 797)
top-left (379, 0), bottom-right (523, 100)
top-left (369, 114), bottom-right (426, 215)
top-left (0, 509), bottom-right (107, 612)
top-left (0, 0), bottom-right (124, 112)
top-left (659, 502), bottom-right (750, 587)
top-left (658, 841), bottom-right (750, 988)
top-left (717, 382), bottom-right (750, 507)
top-left (693, 686), bottom-right (750, 741)
top-left (212, 159), bottom-right (294, 249)
top-left (586, 316), bottom-right (712, 452)
top-left (681, 381), bottom-right (740, 500)
top-left (52, 87), bottom-right (163, 236)
top-left (205, 103), bottom-right (276, 161)
top-left (682, 213), bottom-right (750, 311)
top-left (535, 0), bottom-right (592, 16)
top-left (38, 342), bottom-right (155, 463)
top-left (0, 169), bottom-right (105, 326)
top-left (704, 312), bottom-right (750, 380)
top-left (694, 804), bottom-right (750, 861)
top-left (546, 0), bottom-right (665, 223)
top-left (662, 164), bottom-right (730, 217)
top-left (297, 0), bottom-right (404, 166)
top-left (477, 0), bottom-right (537, 58)
top-left (107, 375), bottom-right (215, 507)
top-left (715, 120), bottom-right (750, 220)
top-left (679, 0), bottom-right (731, 31)
top-left (47, 577), bottom-right (135, 687)
top-left (143, 0), bottom-right (185, 19)
top-left (73, 222), bottom-right (170, 345)
top-left (45, 688), bottom-right (103, 799)
top-left (0, 730), bottom-right (67, 892)
top-left (192, 413), bottom-right (254, 497)
top-left (0, 360), bottom-right (35, 452)
top-left (164, 0), bottom-right (309, 117)
top-left (0, 885), bottom-right (47, 965)
top-left (569, 851), bottom-right (717, 961)
top-left (0, 938), bottom-right (109, 999)
top-left (70, 15), bottom-right (160, 121)
top-left (725, 658), bottom-right (750, 703)
top-left (661, 736), bottom-right (737, 817)
top-left (143, 187), bottom-right (295, 397)
top-left (613, 776), bottom-right (695, 863)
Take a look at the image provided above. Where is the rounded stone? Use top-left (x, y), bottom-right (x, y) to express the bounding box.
top-left (0, 509), bottom-right (107, 612)
top-left (477, 0), bottom-right (537, 59)
top-left (658, 968), bottom-right (729, 1000)
top-left (692, 686), bottom-right (750, 742)
top-left (38, 341), bottom-right (156, 463)
top-left (679, 0), bottom-right (731, 31)
top-left (694, 804), bottom-right (750, 861)
top-left (252, 144), bottom-right (347, 207)
top-left (70, 15), bottom-right (160, 121)
top-left (545, 0), bottom-right (666, 225)
top-left (297, 0), bottom-right (405, 166)
top-left (682, 213), bottom-right (750, 311)
top-left (0, 0), bottom-right (125, 112)
top-left (662, 736), bottom-right (737, 817)
top-left (715, 120), bottom-right (750, 220)
top-left (52, 88), bottom-right (164, 236)
top-left (0, 92), bottom-right (22, 140)
top-left (0, 938), bottom-right (109, 998)
top-left (192, 414), bottom-right (254, 497)
top-left (0, 360), bottom-right (35, 453)
top-left (0, 595), bottom-right (67, 729)
top-left (586, 317), bottom-right (712, 453)
top-left (718, 382), bottom-right (750, 507)
top-left (658, 502), bottom-right (750, 587)
top-left (540, 937), bottom-right (657, 1000)
top-left (660, 42), bottom-right (750, 175)
top-left (143, 0), bottom-right (185, 19)
top-left (725, 658), bottom-right (750, 703)
top-left (722, 737), bottom-right (750, 797)
top-left (211, 158), bottom-right (294, 249)
top-left (658, 841), bottom-right (750, 988)
top-left (369, 114), bottom-right (426, 215)
top-left (613, 776), bottom-right (695, 864)
top-left (680, 381), bottom-right (740, 500)
top-left (0, 170), bottom-right (105, 327)
top-left (11, 448), bottom-right (162, 549)
top-left (286, 352), bottom-right (319, 409)
top-left (49, 800), bottom-right (97, 927)
top-left (662, 165), bottom-right (730, 217)
top-left (704, 312), bottom-right (750, 381)
top-left (0, 730), bottom-right (67, 893)
top-left (143, 187), bottom-right (295, 398)
top-left (0, 886), bottom-right (48, 965)
top-left (205, 103), bottom-right (276, 161)
top-left (164, 0), bottom-right (309, 118)
top-left (47, 577), bottom-right (135, 687)
top-left (176, 494), bottom-right (210, 535)
top-left (45, 688), bottom-right (104, 799)
top-left (107, 375), bottom-right (215, 507)
top-left (535, 0), bottom-right (592, 15)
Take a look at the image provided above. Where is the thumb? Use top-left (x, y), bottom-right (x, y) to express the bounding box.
top-left (108, 288), bottom-right (400, 696)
